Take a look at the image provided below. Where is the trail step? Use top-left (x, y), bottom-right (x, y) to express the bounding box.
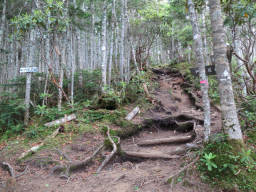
top-left (137, 135), bottom-right (193, 146)
top-left (123, 151), bottom-right (180, 159)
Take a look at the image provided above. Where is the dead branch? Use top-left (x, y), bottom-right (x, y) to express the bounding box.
top-left (18, 127), bottom-right (61, 160)
top-left (96, 127), bottom-right (119, 173)
top-left (1, 162), bottom-right (15, 178)
top-left (165, 156), bottom-right (199, 184)
top-left (44, 114), bottom-right (76, 127)
top-left (137, 135), bottom-right (193, 146)
top-left (143, 83), bottom-right (155, 103)
top-left (125, 106), bottom-right (140, 121)
top-left (124, 151), bottom-right (180, 159)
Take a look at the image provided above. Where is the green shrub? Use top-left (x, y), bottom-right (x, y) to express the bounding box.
top-left (198, 137), bottom-right (256, 191)
top-left (239, 95), bottom-right (256, 130)
top-left (0, 92), bottom-right (25, 137)
top-left (74, 70), bottom-right (101, 102)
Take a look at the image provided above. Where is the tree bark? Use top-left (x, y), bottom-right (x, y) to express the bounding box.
top-left (101, 1), bottom-right (108, 90)
top-left (24, 29), bottom-right (36, 126)
top-left (208, 0), bottom-right (243, 141)
top-left (188, 0), bottom-right (211, 142)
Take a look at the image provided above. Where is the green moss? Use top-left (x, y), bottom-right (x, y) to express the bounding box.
top-left (198, 137), bottom-right (256, 191)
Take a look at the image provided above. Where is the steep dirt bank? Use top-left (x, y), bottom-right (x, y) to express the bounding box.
top-left (0, 67), bottom-right (221, 192)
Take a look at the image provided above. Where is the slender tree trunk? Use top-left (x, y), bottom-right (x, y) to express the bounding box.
top-left (0, 0), bottom-right (6, 49)
top-left (57, 35), bottom-right (64, 112)
top-left (108, 0), bottom-right (116, 85)
top-left (43, 11), bottom-right (51, 106)
top-left (234, 27), bottom-right (247, 97)
top-left (24, 29), bottom-right (36, 125)
top-left (101, 1), bottom-right (108, 90)
top-left (188, 0), bottom-right (211, 142)
top-left (120, 0), bottom-right (127, 80)
top-left (70, 29), bottom-right (75, 106)
top-left (208, 0), bottom-right (243, 141)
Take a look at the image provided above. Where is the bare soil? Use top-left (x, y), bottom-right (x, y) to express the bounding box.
top-left (0, 67), bottom-right (221, 192)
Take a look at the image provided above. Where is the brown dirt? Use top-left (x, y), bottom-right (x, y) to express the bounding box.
top-left (0, 67), bottom-right (221, 192)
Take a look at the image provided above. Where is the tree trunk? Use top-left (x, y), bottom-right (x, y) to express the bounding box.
top-left (208, 0), bottom-right (243, 141)
top-left (101, 1), bottom-right (107, 90)
top-left (120, 0), bottom-right (127, 80)
top-left (234, 27), bottom-right (247, 97)
top-left (108, 0), bottom-right (116, 85)
top-left (24, 29), bottom-right (36, 126)
top-left (188, 0), bottom-right (211, 142)
top-left (0, 0), bottom-right (6, 49)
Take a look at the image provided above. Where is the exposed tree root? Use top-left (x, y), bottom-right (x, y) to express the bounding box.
top-left (174, 120), bottom-right (195, 132)
top-left (137, 135), bottom-right (193, 146)
top-left (143, 114), bottom-right (202, 133)
top-left (54, 148), bottom-right (72, 162)
top-left (52, 144), bottom-right (104, 176)
top-left (1, 162), bottom-right (15, 178)
top-left (96, 127), bottom-right (119, 173)
top-left (123, 151), bottom-right (180, 159)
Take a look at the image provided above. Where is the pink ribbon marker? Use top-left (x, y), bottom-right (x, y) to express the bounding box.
top-left (200, 80), bottom-right (208, 85)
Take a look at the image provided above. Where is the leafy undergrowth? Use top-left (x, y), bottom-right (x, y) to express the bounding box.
top-left (0, 69), bottom-right (155, 161)
top-left (198, 134), bottom-right (256, 192)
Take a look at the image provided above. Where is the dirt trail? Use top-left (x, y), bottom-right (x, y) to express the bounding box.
top-left (0, 67), bottom-right (221, 192)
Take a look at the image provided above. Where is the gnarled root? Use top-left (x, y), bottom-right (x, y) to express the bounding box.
top-left (96, 127), bottom-right (120, 173)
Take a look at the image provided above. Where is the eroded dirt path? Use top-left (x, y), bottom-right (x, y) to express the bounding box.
top-left (0, 67), bottom-right (221, 192)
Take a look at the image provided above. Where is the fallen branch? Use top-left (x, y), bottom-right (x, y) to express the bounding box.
top-left (44, 114), bottom-right (76, 127)
top-left (125, 106), bottom-right (140, 121)
top-left (166, 156), bottom-right (199, 184)
top-left (123, 151), bottom-right (180, 159)
top-left (18, 127), bottom-right (61, 160)
top-left (96, 127), bottom-right (119, 173)
top-left (143, 83), bottom-right (155, 103)
top-left (137, 135), bottom-right (193, 146)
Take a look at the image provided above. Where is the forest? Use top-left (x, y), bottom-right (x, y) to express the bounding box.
top-left (0, 0), bottom-right (256, 191)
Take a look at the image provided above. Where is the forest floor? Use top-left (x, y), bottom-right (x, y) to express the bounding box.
top-left (0, 67), bottom-right (222, 192)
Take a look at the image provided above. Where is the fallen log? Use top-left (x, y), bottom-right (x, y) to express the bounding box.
top-left (125, 106), bottom-right (140, 121)
top-left (137, 135), bottom-right (193, 146)
top-left (44, 114), bottom-right (76, 127)
top-left (96, 127), bottom-right (119, 173)
top-left (18, 127), bottom-right (61, 160)
top-left (124, 151), bottom-right (180, 159)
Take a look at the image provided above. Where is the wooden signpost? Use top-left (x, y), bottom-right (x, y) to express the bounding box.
top-left (20, 67), bottom-right (39, 73)
top-left (20, 67), bottom-right (39, 125)
top-left (190, 65), bottom-right (216, 76)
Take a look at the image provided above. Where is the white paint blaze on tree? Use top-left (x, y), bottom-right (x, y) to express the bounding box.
top-left (208, 0), bottom-right (243, 141)
top-left (188, 0), bottom-right (211, 142)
